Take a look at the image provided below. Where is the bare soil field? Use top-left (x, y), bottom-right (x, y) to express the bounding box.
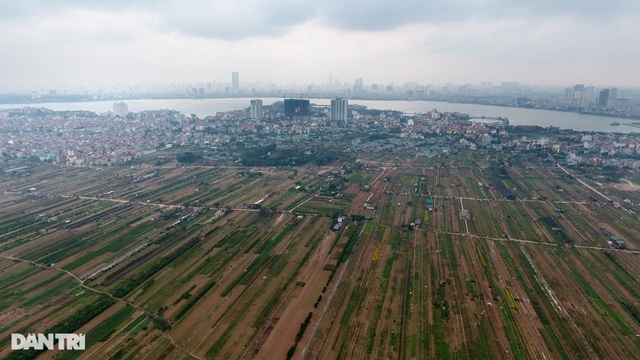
top-left (1, 160), bottom-right (640, 359)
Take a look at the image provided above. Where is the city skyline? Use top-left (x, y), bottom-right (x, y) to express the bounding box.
top-left (1, 1), bottom-right (639, 91)
top-left (2, 76), bottom-right (638, 96)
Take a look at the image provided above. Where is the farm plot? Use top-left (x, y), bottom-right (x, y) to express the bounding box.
top-left (1, 159), bottom-right (640, 360)
top-left (294, 195), bottom-right (349, 216)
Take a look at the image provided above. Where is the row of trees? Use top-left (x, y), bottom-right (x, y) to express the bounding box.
top-left (240, 144), bottom-right (341, 167)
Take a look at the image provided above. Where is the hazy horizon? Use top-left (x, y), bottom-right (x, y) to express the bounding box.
top-left (1, 0), bottom-right (639, 91)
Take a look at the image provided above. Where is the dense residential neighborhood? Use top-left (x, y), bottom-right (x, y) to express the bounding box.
top-left (2, 102), bottom-right (640, 171)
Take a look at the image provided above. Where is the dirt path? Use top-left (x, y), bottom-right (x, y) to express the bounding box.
top-left (61, 195), bottom-right (185, 209)
top-left (289, 190), bottom-right (321, 212)
top-left (411, 229), bottom-right (640, 254)
top-left (556, 164), bottom-right (611, 202)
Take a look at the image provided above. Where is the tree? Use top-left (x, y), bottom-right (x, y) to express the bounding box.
top-left (177, 152), bottom-right (202, 163)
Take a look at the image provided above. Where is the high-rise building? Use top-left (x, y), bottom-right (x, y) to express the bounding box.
top-left (331, 98), bottom-right (348, 126)
top-left (597, 89), bottom-right (610, 107)
top-left (232, 72), bottom-right (239, 91)
top-left (250, 99), bottom-right (263, 119)
top-left (284, 99), bottom-right (310, 120)
top-left (564, 84), bottom-right (597, 107)
top-left (572, 84), bottom-right (585, 104)
top-left (563, 87), bottom-right (573, 101)
top-left (582, 86), bottom-right (596, 107)
top-left (113, 102), bottom-right (129, 117)
top-left (354, 78), bottom-right (363, 93)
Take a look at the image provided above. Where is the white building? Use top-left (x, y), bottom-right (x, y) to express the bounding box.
top-left (232, 72), bottom-right (239, 90)
top-left (250, 99), bottom-right (263, 119)
top-left (331, 98), bottom-right (348, 126)
top-left (113, 102), bottom-right (129, 117)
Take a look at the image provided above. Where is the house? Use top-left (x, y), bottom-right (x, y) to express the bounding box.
top-left (426, 198), bottom-right (434, 211)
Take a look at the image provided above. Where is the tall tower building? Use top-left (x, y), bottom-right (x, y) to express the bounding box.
top-left (232, 72), bottom-right (239, 91)
top-left (583, 86), bottom-right (596, 107)
top-left (331, 98), bottom-right (348, 126)
top-left (284, 98), bottom-right (310, 121)
top-left (572, 84), bottom-right (585, 105)
top-left (354, 78), bottom-right (363, 93)
top-left (250, 99), bottom-right (263, 119)
top-left (597, 89), bottom-right (610, 107)
top-left (113, 102), bottom-right (129, 117)
top-left (563, 87), bottom-right (573, 102)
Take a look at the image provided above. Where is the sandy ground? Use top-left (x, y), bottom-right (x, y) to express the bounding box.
top-left (614, 179), bottom-right (640, 191)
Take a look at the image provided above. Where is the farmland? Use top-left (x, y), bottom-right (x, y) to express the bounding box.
top-left (1, 152), bottom-right (640, 359)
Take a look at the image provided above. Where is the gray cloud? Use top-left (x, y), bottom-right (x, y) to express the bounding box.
top-left (1, 0), bottom-right (639, 89)
top-left (1, 0), bottom-right (638, 39)
top-left (153, 0), bottom-right (318, 40)
top-left (318, 0), bottom-right (483, 31)
top-left (318, 0), bottom-right (640, 31)
top-left (0, 0), bottom-right (137, 20)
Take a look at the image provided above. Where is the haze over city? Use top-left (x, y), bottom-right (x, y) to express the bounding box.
top-left (1, 0), bottom-right (640, 91)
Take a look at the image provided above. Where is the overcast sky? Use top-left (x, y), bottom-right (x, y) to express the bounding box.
top-left (1, 0), bottom-right (639, 91)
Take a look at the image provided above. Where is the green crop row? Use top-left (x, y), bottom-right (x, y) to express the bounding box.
top-left (174, 279), bottom-right (217, 321)
top-left (111, 236), bottom-right (203, 298)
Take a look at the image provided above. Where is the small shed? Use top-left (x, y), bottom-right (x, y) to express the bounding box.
top-left (426, 198), bottom-right (434, 211)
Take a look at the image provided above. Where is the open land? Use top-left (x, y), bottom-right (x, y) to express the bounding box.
top-left (1, 148), bottom-right (640, 360)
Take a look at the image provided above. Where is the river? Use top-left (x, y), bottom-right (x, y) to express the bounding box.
top-left (1, 98), bottom-right (635, 134)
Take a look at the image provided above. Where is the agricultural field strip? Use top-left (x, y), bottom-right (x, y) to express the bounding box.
top-left (289, 190), bottom-right (323, 212)
top-left (171, 215), bottom-right (314, 356)
top-left (0, 197), bottom-right (89, 238)
top-left (0, 254), bottom-right (203, 360)
top-left (152, 165), bottom-right (251, 170)
top-left (418, 229), bottom-right (640, 254)
top-left (80, 312), bottom-right (144, 360)
top-left (460, 198), bottom-right (469, 234)
top-left (399, 193), bottom-right (592, 205)
top-left (83, 241), bottom-right (152, 281)
top-left (557, 209), bottom-right (589, 243)
top-left (364, 166), bottom-right (394, 200)
top-left (62, 195), bottom-right (184, 209)
top-left (242, 219), bottom-right (328, 357)
top-left (556, 164), bottom-right (612, 202)
top-left (300, 221), bottom-right (372, 359)
top-left (338, 224), bottom-right (382, 360)
top-left (298, 233), bottom-right (357, 360)
top-left (4, 187), bottom-right (330, 222)
top-left (521, 248), bottom-right (598, 359)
